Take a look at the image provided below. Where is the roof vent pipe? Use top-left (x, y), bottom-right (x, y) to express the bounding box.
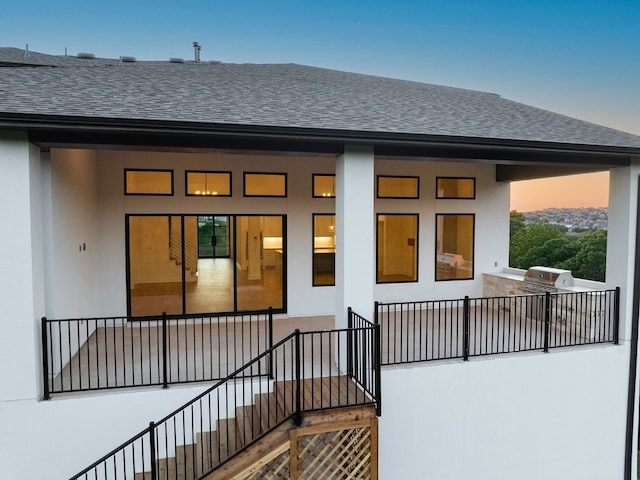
top-left (24, 43), bottom-right (30, 57)
top-left (193, 41), bottom-right (201, 64)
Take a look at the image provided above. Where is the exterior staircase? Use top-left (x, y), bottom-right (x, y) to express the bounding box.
top-left (135, 377), bottom-right (376, 480)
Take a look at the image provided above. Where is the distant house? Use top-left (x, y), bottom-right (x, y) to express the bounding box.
top-left (1, 46), bottom-right (640, 479)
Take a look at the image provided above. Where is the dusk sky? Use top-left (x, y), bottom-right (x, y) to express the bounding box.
top-left (4, 0), bottom-right (638, 211)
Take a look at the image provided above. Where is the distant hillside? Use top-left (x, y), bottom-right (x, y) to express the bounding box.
top-left (518, 207), bottom-right (607, 232)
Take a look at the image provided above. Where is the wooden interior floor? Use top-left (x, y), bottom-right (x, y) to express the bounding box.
top-left (131, 258), bottom-right (283, 316)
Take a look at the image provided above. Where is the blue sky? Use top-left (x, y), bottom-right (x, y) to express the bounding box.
top-left (3, 0), bottom-right (639, 136)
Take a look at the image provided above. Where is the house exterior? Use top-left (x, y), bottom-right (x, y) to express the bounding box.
top-left (1, 46), bottom-right (640, 479)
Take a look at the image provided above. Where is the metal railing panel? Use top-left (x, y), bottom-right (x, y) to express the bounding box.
top-left (376, 288), bottom-right (620, 366)
top-left (43, 309), bottom-right (273, 397)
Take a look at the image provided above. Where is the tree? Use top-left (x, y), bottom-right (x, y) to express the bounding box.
top-left (509, 220), bottom-right (566, 268)
top-left (559, 229), bottom-right (607, 282)
top-left (516, 236), bottom-right (579, 269)
top-left (510, 210), bottom-right (526, 243)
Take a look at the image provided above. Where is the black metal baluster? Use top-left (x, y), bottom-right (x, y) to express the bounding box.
top-left (294, 329), bottom-right (302, 425)
top-left (162, 313), bottom-right (168, 389)
top-left (463, 296), bottom-right (470, 361)
top-left (614, 287), bottom-right (620, 344)
top-left (41, 317), bottom-right (50, 400)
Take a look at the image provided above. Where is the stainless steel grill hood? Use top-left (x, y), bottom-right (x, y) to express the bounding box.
top-left (524, 266), bottom-right (574, 288)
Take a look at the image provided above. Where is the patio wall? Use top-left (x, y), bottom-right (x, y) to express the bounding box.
top-left (379, 343), bottom-right (629, 480)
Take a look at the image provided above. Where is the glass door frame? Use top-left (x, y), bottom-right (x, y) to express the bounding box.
top-left (126, 213), bottom-right (287, 316)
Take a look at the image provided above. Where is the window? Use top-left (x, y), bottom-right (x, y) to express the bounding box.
top-left (125, 169), bottom-right (173, 195)
top-left (436, 177), bottom-right (475, 199)
top-left (244, 173), bottom-right (287, 197)
top-left (186, 171), bottom-right (231, 196)
top-left (435, 214), bottom-right (474, 281)
top-left (377, 176), bottom-right (419, 199)
top-left (313, 174), bottom-right (336, 198)
top-left (377, 214), bottom-right (418, 283)
top-left (313, 214), bottom-right (336, 286)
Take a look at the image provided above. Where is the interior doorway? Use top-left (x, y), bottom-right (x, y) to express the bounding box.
top-left (197, 215), bottom-right (230, 259)
top-left (127, 214), bottom-right (286, 316)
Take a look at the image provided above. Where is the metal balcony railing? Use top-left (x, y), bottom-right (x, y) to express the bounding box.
top-left (375, 288), bottom-right (620, 366)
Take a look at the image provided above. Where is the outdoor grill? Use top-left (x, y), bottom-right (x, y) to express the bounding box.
top-left (523, 266), bottom-right (574, 294)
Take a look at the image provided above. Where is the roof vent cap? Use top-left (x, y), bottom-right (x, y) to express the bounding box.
top-left (119, 56), bottom-right (137, 63)
top-left (169, 57), bottom-right (185, 64)
top-left (209, 60), bottom-right (222, 65)
top-left (77, 52), bottom-right (96, 59)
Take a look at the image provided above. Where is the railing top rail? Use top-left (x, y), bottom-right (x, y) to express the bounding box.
top-left (376, 288), bottom-right (619, 308)
top-left (69, 424), bottom-right (150, 479)
top-left (45, 308), bottom-right (274, 324)
top-left (299, 325), bottom-right (376, 336)
top-left (348, 309), bottom-right (376, 327)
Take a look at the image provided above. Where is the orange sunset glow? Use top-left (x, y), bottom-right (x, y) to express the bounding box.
top-left (510, 171), bottom-right (609, 212)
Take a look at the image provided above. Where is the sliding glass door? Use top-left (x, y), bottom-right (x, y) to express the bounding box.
top-left (127, 214), bottom-right (285, 316)
top-left (235, 216), bottom-right (284, 312)
top-left (127, 216), bottom-right (184, 316)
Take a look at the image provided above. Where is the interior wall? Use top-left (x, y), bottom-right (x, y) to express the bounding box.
top-left (379, 345), bottom-right (629, 480)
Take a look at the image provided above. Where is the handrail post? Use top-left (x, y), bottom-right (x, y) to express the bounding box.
top-left (268, 306), bottom-right (274, 379)
top-left (613, 287), bottom-right (621, 345)
top-left (374, 322), bottom-right (382, 417)
top-left (41, 317), bottom-right (50, 400)
top-left (149, 421), bottom-right (157, 480)
top-left (161, 312), bottom-right (168, 389)
top-left (463, 296), bottom-right (470, 361)
top-left (544, 292), bottom-right (551, 352)
top-left (374, 301), bottom-right (379, 325)
top-left (347, 307), bottom-right (353, 377)
top-left (294, 329), bottom-right (302, 426)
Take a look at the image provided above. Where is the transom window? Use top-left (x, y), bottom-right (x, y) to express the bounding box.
top-left (186, 171), bottom-right (231, 196)
top-left (313, 174), bottom-right (336, 198)
top-left (244, 173), bottom-right (287, 197)
top-left (125, 169), bottom-right (173, 195)
top-left (377, 176), bottom-right (419, 199)
top-left (436, 177), bottom-right (476, 199)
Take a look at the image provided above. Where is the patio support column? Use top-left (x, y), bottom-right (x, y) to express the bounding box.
top-left (608, 160), bottom-right (640, 480)
top-left (335, 145), bottom-right (375, 329)
top-left (0, 132), bottom-right (46, 401)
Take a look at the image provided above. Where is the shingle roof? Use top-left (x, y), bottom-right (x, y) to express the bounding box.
top-left (0, 47), bottom-right (120, 67)
top-left (0, 49), bottom-right (638, 150)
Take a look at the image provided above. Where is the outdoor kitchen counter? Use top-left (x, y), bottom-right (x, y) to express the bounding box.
top-left (483, 270), bottom-right (604, 297)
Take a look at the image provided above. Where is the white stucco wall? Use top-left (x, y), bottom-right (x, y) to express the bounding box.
top-left (0, 132), bottom-right (45, 401)
top-left (46, 149), bottom-right (100, 318)
top-left (379, 344), bottom-right (629, 480)
top-left (43, 149), bottom-right (508, 322)
top-left (0, 383), bottom-right (212, 479)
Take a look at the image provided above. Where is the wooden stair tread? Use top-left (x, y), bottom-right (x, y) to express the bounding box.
top-left (134, 376), bottom-right (373, 479)
top-left (276, 376), bottom-right (370, 412)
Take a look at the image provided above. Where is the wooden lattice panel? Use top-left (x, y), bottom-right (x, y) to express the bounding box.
top-left (243, 448), bottom-right (290, 480)
top-left (292, 420), bottom-right (376, 480)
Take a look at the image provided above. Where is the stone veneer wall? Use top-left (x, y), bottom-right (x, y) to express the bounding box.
top-left (482, 273), bottom-right (526, 297)
top-left (483, 272), bottom-right (611, 341)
